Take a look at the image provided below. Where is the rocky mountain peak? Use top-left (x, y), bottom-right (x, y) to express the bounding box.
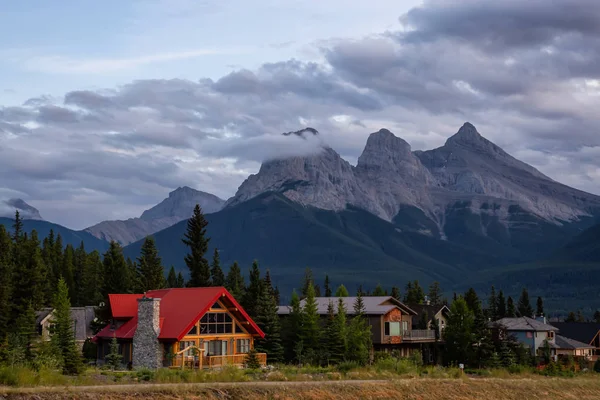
top-left (282, 127), bottom-right (319, 138)
top-left (0, 198), bottom-right (43, 220)
top-left (140, 187), bottom-right (225, 221)
top-left (169, 186), bottom-right (197, 198)
top-left (358, 128), bottom-right (413, 168)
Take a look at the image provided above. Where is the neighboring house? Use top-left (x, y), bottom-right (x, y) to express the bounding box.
top-left (35, 306), bottom-right (97, 349)
top-left (553, 335), bottom-right (595, 360)
top-left (277, 296), bottom-right (441, 358)
top-left (408, 303), bottom-right (450, 337)
top-left (550, 322), bottom-right (600, 360)
top-left (490, 316), bottom-right (559, 358)
top-left (93, 287), bottom-right (265, 369)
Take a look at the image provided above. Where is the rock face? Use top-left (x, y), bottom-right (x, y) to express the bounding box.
top-left (132, 297), bottom-right (162, 370)
top-left (225, 123), bottom-right (600, 240)
top-left (85, 187), bottom-right (225, 245)
top-left (0, 198), bottom-right (43, 220)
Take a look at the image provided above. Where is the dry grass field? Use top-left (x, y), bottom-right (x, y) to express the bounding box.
top-left (3, 377), bottom-right (600, 400)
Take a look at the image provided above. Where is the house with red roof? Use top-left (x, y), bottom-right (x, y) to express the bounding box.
top-left (94, 287), bottom-right (266, 369)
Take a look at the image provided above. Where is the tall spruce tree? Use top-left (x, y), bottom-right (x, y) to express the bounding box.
top-left (282, 290), bottom-right (302, 362)
top-left (496, 290), bottom-right (507, 319)
top-left (175, 272), bottom-right (185, 288)
top-left (506, 296), bottom-right (517, 317)
top-left (100, 241), bottom-right (131, 321)
top-left (182, 204), bottom-right (211, 287)
top-left (517, 288), bottom-right (534, 317)
top-left (404, 280), bottom-right (425, 304)
top-left (536, 296), bottom-right (544, 317)
top-left (210, 248), bottom-right (225, 287)
top-left (225, 261), bottom-right (245, 300)
top-left (136, 236), bottom-right (165, 292)
top-left (243, 260), bottom-right (262, 317)
top-left (301, 268), bottom-right (314, 298)
top-left (390, 286), bottom-right (401, 301)
top-left (51, 278), bottom-right (83, 375)
top-left (324, 274), bottom-right (332, 297)
top-left (72, 242), bottom-right (87, 306)
top-left (11, 230), bottom-right (46, 322)
top-left (62, 244), bottom-right (76, 300)
top-left (488, 286), bottom-right (498, 321)
top-left (428, 282), bottom-right (442, 305)
top-left (0, 225), bottom-right (13, 344)
top-left (253, 284), bottom-right (284, 363)
top-left (332, 298), bottom-right (348, 363)
top-left (335, 284), bottom-right (349, 297)
top-left (300, 281), bottom-right (321, 364)
top-left (83, 250), bottom-right (103, 306)
top-left (372, 283), bottom-right (386, 296)
top-left (347, 292), bottom-right (371, 365)
top-left (166, 266), bottom-right (178, 288)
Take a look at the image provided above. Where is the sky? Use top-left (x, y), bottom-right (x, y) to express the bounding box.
top-left (1, 0), bottom-right (600, 230)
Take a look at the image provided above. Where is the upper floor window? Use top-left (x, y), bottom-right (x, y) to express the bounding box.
top-left (200, 312), bottom-right (233, 334)
top-left (547, 331), bottom-right (555, 339)
top-left (385, 322), bottom-right (401, 336)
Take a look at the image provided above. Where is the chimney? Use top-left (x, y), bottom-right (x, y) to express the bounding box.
top-left (535, 314), bottom-right (546, 325)
top-left (424, 295), bottom-right (430, 306)
top-left (132, 297), bottom-right (162, 369)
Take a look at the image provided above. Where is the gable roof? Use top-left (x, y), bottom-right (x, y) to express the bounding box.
top-left (277, 296), bottom-right (417, 316)
top-left (549, 322), bottom-right (600, 345)
top-left (555, 334), bottom-right (596, 350)
top-left (492, 317), bottom-right (558, 332)
top-left (95, 287), bottom-right (264, 341)
top-left (408, 304), bottom-right (449, 318)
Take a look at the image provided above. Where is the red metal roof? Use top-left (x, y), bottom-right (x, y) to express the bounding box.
top-left (94, 287), bottom-right (265, 341)
top-left (108, 294), bottom-right (144, 318)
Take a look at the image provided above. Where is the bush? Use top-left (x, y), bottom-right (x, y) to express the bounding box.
top-left (594, 359), bottom-right (600, 373)
top-left (336, 361), bottom-right (360, 374)
top-left (136, 368), bottom-right (155, 381)
top-left (245, 349), bottom-right (261, 370)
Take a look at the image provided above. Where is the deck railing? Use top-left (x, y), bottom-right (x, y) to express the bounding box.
top-left (170, 352), bottom-right (267, 369)
top-left (403, 329), bottom-right (437, 341)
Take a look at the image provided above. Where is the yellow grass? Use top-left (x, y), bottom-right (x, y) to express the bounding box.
top-left (3, 377), bottom-right (600, 400)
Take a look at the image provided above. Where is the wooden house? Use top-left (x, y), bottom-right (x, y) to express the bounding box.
top-left (93, 287), bottom-right (266, 369)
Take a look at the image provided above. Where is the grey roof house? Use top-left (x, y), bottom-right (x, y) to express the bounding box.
top-left (490, 316), bottom-right (559, 357)
top-left (36, 306), bottom-right (97, 348)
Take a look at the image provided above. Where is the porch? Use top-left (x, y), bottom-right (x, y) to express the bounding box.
top-left (169, 352), bottom-right (267, 369)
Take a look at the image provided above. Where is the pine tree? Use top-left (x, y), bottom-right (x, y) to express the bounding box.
top-left (52, 234), bottom-right (64, 293)
top-left (346, 292), bottom-right (371, 365)
top-left (83, 250), bottom-right (103, 306)
top-left (0, 225), bottom-right (13, 344)
top-left (51, 278), bottom-right (83, 374)
top-left (244, 348), bottom-right (261, 369)
top-left (126, 257), bottom-right (140, 293)
top-left (332, 298), bottom-right (348, 363)
top-left (301, 268), bottom-right (314, 298)
top-left (225, 261), bottom-right (245, 300)
top-left (496, 290), bottom-right (507, 319)
top-left (335, 284), bottom-right (349, 297)
top-left (102, 241), bottom-right (131, 295)
top-left (136, 236), bottom-right (165, 292)
top-left (488, 286), bottom-right (498, 321)
top-left (517, 288), bottom-right (534, 317)
top-left (176, 272), bottom-right (185, 288)
top-left (404, 280), bottom-right (425, 304)
top-left (11, 230), bottom-right (46, 322)
top-left (254, 284), bottom-right (284, 363)
top-left (62, 244), bottom-right (76, 300)
top-left (243, 260), bottom-right (262, 317)
top-left (263, 270), bottom-right (275, 298)
top-left (324, 274), bottom-right (332, 297)
top-left (105, 337), bottom-right (123, 370)
top-left (506, 296), bottom-right (516, 317)
top-left (566, 311), bottom-right (577, 322)
top-left (428, 281), bottom-right (442, 305)
top-left (15, 302), bottom-right (37, 361)
top-left (41, 230), bottom-right (57, 302)
top-left (300, 281), bottom-right (321, 364)
top-left (166, 266), bottom-right (178, 288)
top-left (443, 296), bottom-right (475, 366)
top-left (210, 248), bottom-right (225, 287)
top-left (282, 290), bottom-right (302, 362)
top-left (390, 286), bottom-right (401, 301)
top-left (536, 296), bottom-right (544, 317)
top-left (72, 242), bottom-right (87, 306)
top-left (182, 204), bottom-right (211, 287)
top-left (372, 283), bottom-right (386, 296)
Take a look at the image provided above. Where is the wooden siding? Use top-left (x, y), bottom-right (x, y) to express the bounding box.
top-left (369, 316), bottom-right (383, 344)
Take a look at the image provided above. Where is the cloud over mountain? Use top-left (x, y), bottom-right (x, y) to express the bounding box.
top-left (1, 0), bottom-right (599, 229)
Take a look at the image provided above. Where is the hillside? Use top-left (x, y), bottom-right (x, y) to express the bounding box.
top-left (124, 192), bottom-right (516, 295)
top-left (554, 222), bottom-right (600, 262)
top-left (0, 217), bottom-right (109, 252)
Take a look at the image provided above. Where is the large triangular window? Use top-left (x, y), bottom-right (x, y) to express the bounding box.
top-left (211, 301), bottom-right (223, 309)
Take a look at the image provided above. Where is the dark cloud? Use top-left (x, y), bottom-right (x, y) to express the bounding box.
top-left (1, 0), bottom-right (599, 229)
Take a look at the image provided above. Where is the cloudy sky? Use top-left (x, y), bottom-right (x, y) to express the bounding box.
top-left (1, 0), bottom-right (600, 229)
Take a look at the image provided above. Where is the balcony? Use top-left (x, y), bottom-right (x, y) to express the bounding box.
top-left (169, 353), bottom-right (267, 369)
top-left (402, 329), bottom-right (437, 341)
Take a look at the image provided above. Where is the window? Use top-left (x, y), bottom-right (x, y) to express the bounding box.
top-left (200, 312), bottom-right (233, 334)
top-left (188, 324), bottom-right (198, 335)
top-left (235, 323), bottom-right (245, 334)
top-left (548, 331), bottom-right (555, 339)
top-left (237, 339), bottom-right (250, 353)
top-left (385, 322), bottom-right (401, 336)
top-left (208, 340), bottom-right (227, 356)
top-left (402, 321), bottom-right (408, 333)
top-left (211, 301), bottom-right (223, 309)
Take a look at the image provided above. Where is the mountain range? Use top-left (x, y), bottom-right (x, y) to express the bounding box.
top-left (2, 122), bottom-right (599, 311)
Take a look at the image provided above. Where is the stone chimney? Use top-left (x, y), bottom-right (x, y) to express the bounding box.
top-left (132, 297), bottom-right (162, 369)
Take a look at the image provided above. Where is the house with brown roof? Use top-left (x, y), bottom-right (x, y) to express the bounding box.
top-left (550, 322), bottom-right (600, 360)
top-left (93, 287), bottom-right (265, 369)
top-left (277, 296), bottom-right (441, 358)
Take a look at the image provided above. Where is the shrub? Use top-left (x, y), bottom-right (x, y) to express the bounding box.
top-left (594, 358), bottom-right (600, 373)
top-left (336, 360), bottom-right (360, 374)
top-left (245, 349), bottom-right (261, 370)
top-left (136, 368), bottom-right (155, 381)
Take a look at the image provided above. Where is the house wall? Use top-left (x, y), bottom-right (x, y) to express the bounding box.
top-left (434, 311), bottom-right (447, 336)
top-left (368, 316), bottom-right (382, 344)
top-left (510, 330), bottom-right (555, 355)
top-left (382, 308), bottom-right (403, 344)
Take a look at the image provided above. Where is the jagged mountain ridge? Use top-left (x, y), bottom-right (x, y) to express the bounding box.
top-left (85, 186), bottom-right (225, 245)
top-left (226, 123), bottom-right (600, 244)
top-left (0, 198), bottom-right (43, 220)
